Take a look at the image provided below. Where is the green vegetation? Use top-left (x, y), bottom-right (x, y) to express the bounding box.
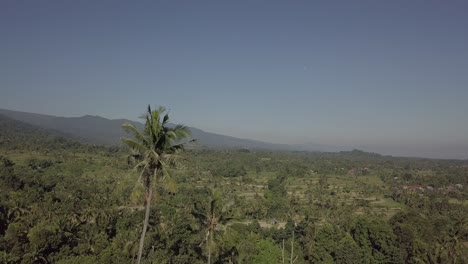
top-left (0, 114), bottom-right (467, 263)
top-left (121, 106), bottom-right (191, 264)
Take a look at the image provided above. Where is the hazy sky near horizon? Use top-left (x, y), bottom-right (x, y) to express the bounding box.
top-left (1, 0), bottom-right (468, 158)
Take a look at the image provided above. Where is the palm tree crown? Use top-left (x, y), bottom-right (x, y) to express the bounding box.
top-left (122, 105), bottom-right (191, 189)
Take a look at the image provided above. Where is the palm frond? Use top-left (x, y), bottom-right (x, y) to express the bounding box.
top-left (192, 214), bottom-right (210, 228)
top-left (169, 143), bottom-right (186, 153)
top-left (127, 153), bottom-right (142, 166)
top-left (156, 106), bottom-right (166, 114)
top-left (134, 159), bottom-right (148, 174)
top-left (163, 177), bottom-right (178, 193)
top-left (166, 155), bottom-right (180, 167)
top-left (161, 163), bottom-right (171, 181)
top-left (162, 113), bottom-right (169, 125)
top-left (137, 168), bottom-right (146, 187)
top-left (146, 149), bottom-right (159, 162)
top-left (122, 123), bottom-right (147, 144)
top-left (191, 206), bottom-right (209, 223)
top-left (121, 137), bottom-right (147, 154)
top-left (218, 215), bottom-right (235, 225)
top-left (210, 199), bottom-right (217, 217)
top-left (171, 124), bottom-right (191, 139)
top-left (165, 130), bottom-right (177, 139)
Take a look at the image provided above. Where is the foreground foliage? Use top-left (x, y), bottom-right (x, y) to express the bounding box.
top-left (0, 117), bottom-right (467, 263)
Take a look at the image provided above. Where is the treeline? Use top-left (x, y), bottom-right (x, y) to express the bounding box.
top-left (0, 113), bottom-right (467, 263)
top-left (1, 150), bottom-right (467, 263)
top-left (0, 157), bottom-right (400, 263)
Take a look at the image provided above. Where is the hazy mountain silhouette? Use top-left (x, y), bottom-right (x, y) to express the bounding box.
top-left (0, 109), bottom-right (141, 145)
top-left (0, 113), bottom-right (86, 149)
top-left (0, 108), bottom-right (320, 151)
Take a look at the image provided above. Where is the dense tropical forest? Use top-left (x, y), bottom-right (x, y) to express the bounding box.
top-left (0, 110), bottom-right (467, 264)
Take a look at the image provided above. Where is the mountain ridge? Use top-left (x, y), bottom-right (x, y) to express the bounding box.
top-left (1, 108), bottom-right (466, 159)
top-left (0, 108), bottom-right (313, 151)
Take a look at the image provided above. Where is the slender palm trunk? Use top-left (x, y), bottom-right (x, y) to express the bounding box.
top-left (136, 188), bottom-right (153, 264)
top-left (290, 230), bottom-right (294, 264)
top-left (208, 230), bottom-right (212, 264)
top-left (282, 239), bottom-right (285, 264)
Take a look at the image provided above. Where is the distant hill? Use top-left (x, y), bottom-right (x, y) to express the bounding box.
top-left (0, 114), bottom-right (83, 150)
top-left (0, 109), bottom-right (299, 150)
top-left (187, 126), bottom-right (295, 150)
top-left (0, 109), bottom-right (142, 145)
top-left (1, 109), bottom-right (465, 159)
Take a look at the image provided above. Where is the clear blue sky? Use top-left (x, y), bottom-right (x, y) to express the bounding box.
top-left (1, 0), bottom-right (468, 158)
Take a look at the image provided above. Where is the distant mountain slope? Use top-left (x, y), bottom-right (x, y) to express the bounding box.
top-left (0, 114), bottom-right (82, 150)
top-left (1, 109), bottom-right (464, 159)
top-left (0, 109), bottom-right (298, 150)
top-left (0, 109), bottom-right (142, 145)
top-left (187, 126), bottom-right (294, 150)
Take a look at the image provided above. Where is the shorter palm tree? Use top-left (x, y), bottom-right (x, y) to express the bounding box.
top-left (192, 189), bottom-right (234, 264)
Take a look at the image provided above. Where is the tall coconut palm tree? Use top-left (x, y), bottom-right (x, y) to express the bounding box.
top-left (121, 105), bottom-right (191, 264)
